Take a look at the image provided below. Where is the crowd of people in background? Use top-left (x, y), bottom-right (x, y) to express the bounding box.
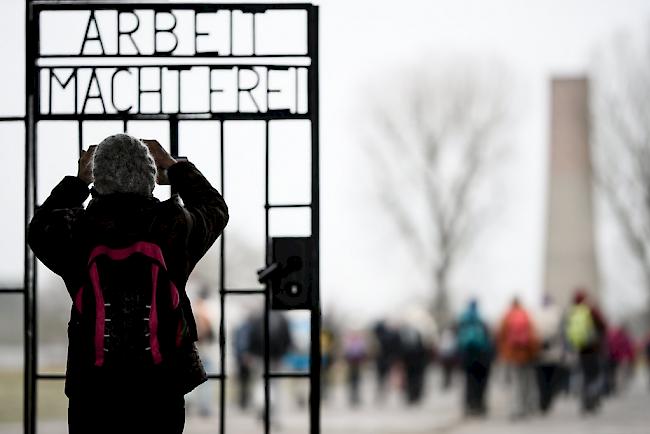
top-left (187, 287), bottom-right (650, 422)
top-left (325, 286), bottom-right (650, 420)
top-left (341, 287), bottom-right (650, 420)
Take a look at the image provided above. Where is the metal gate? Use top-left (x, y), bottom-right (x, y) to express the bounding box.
top-left (0, 1), bottom-right (320, 433)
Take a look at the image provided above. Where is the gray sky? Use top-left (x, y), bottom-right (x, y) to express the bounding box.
top-left (1, 0), bottom-right (650, 323)
top-left (313, 0), bottom-right (650, 322)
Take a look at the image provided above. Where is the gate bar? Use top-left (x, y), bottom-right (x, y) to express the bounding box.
top-left (263, 119), bottom-right (271, 434)
top-left (32, 2), bottom-right (314, 12)
top-left (35, 113), bottom-right (310, 121)
top-left (265, 203), bottom-right (311, 209)
top-left (223, 289), bottom-right (266, 295)
top-left (24, 2), bottom-right (39, 433)
top-left (308, 6), bottom-right (321, 434)
top-left (267, 372), bottom-right (310, 379)
top-left (36, 374), bottom-right (65, 380)
top-left (218, 120), bottom-right (227, 434)
top-left (0, 288), bottom-right (25, 293)
top-left (169, 116), bottom-right (179, 157)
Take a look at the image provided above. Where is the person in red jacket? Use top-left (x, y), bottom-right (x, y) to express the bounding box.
top-left (498, 297), bottom-right (540, 419)
top-left (28, 134), bottom-right (228, 434)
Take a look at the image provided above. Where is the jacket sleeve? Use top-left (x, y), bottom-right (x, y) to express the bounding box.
top-left (168, 161), bottom-right (229, 270)
top-left (27, 176), bottom-right (90, 278)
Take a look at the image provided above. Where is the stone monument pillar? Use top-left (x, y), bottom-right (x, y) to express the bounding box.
top-left (543, 77), bottom-right (599, 306)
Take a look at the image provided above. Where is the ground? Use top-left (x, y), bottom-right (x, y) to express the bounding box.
top-left (1, 366), bottom-right (649, 433)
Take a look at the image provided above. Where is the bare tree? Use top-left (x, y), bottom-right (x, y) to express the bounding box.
top-left (362, 59), bottom-right (511, 322)
top-left (592, 32), bottom-right (650, 315)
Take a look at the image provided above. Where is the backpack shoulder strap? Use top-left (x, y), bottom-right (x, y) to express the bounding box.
top-left (75, 241), bottom-right (181, 367)
top-left (87, 241), bottom-right (169, 269)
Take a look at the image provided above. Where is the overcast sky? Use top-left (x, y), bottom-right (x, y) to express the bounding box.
top-left (1, 0), bottom-right (650, 324)
top-left (319, 0), bottom-right (650, 322)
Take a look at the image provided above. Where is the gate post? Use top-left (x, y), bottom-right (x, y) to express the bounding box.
top-left (308, 6), bottom-right (321, 434)
top-left (24, 2), bottom-right (39, 433)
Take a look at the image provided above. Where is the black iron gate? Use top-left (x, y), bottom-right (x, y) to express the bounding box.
top-left (0, 1), bottom-right (320, 433)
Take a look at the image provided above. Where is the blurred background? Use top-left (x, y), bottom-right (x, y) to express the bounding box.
top-left (2, 0), bottom-right (650, 433)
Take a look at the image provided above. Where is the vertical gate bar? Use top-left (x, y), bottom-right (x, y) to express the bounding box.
top-left (264, 121), bottom-right (270, 272)
top-left (218, 121), bottom-right (226, 434)
top-left (24, 2), bottom-right (39, 434)
top-left (307, 6), bottom-right (321, 434)
top-left (169, 116), bottom-right (178, 157)
top-left (263, 119), bottom-right (271, 434)
top-left (78, 120), bottom-right (83, 156)
top-left (122, 119), bottom-right (127, 133)
top-left (169, 116), bottom-right (179, 196)
top-left (228, 10), bottom-right (233, 57)
top-left (252, 13), bottom-right (257, 56)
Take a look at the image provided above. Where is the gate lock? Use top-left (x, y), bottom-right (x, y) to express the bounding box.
top-left (257, 237), bottom-right (314, 310)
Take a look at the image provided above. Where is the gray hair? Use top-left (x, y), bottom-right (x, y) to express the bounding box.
top-left (92, 134), bottom-right (157, 196)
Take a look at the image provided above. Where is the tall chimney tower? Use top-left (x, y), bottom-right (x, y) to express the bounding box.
top-left (544, 78), bottom-right (599, 306)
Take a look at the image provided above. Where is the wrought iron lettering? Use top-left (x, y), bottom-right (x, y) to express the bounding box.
top-left (80, 68), bottom-right (106, 114)
top-left (111, 68), bottom-right (133, 113)
top-left (71, 8), bottom-right (273, 57)
top-left (80, 10), bottom-right (106, 55)
top-left (40, 7), bottom-right (310, 117)
top-left (42, 65), bottom-right (307, 115)
top-left (237, 67), bottom-right (261, 112)
top-left (117, 11), bottom-right (141, 55)
top-left (48, 68), bottom-right (77, 114)
top-left (154, 11), bottom-right (179, 55)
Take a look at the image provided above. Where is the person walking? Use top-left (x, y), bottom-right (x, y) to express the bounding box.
top-left (248, 310), bottom-right (293, 421)
top-left (186, 288), bottom-right (217, 417)
top-left (320, 320), bottom-right (338, 402)
top-left (497, 297), bottom-right (540, 420)
top-left (284, 315), bottom-right (311, 408)
top-left (456, 300), bottom-right (493, 417)
top-left (343, 329), bottom-right (368, 407)
top-left (399, 324), bottom-right (430, 404)
top-left (564, 289), bottom-right (607, 414)
top-left (372, 320), bottom-right (400, 401)
top-left (604, 324), bottom-right (635, 395)
top-left (398, 306), bottom-right (437, 405)
top-left (28, 134), bottom-right (228, 434)
top-left (233, 315), bottom-right (253, 410)
top-left (438, 325), bottom-right (458, 390)
top-left (533, 294), bottom-right (565, 414)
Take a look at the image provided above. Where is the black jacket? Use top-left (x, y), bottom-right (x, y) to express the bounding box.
top-left (28, 161), bottom-right (228, 396)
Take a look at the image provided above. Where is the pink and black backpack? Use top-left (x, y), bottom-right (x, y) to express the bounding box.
top-left (73, 241), bottom-right (187, 368)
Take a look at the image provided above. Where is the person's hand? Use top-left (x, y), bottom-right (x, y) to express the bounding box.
top-left (141, 139), bottom-right (177, 185)
top-left (78, 145), bottom-right (97, 185)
